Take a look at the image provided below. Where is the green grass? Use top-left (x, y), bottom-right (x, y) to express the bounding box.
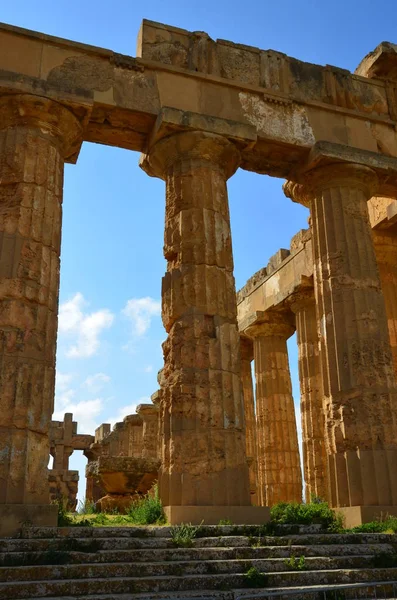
top-left (170, 522), bottom-right (203, 547)
top-left (270, 501), bottom-right (344, 532)
top-left (285, 554), bottom-right (307, 570)
top-left (348, 516), bottom-right (397, 534)
top-left (127, 485), bottom-right (165, 525)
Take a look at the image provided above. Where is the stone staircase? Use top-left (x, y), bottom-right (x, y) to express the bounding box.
top-left (1, 525), bottom-right (397, 599)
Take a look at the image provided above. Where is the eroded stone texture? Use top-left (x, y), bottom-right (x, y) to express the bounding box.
top-left (290, 285), bottom-right (328, 502)
top-left (246, 311), bottom-right (302, 506)
top-left (141, 130), bottom-right (250, 507)
top-left (285, 164), bottom-right (397, 508)
top-left (372, 227), bottom-right (397, 377)
top-left (240, 336), bottom-right (258, 503)
top-left (0, 94), bottom-right (82, 507)
top-left (136, 403), bottom-right (160, 460)
top-left (49, 413), bottom-right (94, 509)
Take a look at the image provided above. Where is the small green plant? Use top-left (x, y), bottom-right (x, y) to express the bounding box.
top-left (243, 566), bottom-right (268, 588)
top-left (270, 501), bottom-right (343, 532)
top-left (218, 518), bottom-right (233, 526)
top-left (127, 484), bottom-right (165, 525)
top-left (349, 516), bottom-right (397, 534)
top-left (285, 554), bottom-right (306, 571)
top-left (170, 522), bottom-right (203, 547)
top-left (77, 497), bottom-right (97, 515)
top-left (52, 497), bottom-right (75, 527)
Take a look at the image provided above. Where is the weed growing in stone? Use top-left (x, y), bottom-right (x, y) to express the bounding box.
top-left (270, 501), bottom-right (344, 532)
top-left (243, 566), bottom-right (268, 588)
top-left (218, 519), bottom-right (233, 525)
top-left (349, 516), bottom-right (397, 534)
top-left (285, 554), bottom-right (307, 570)
top-left (127, 485), bottom-right (165, 525)
top-left (77, 498), bottom-right (97, 514)
top-left (171, 522), bottom-right (203, 547)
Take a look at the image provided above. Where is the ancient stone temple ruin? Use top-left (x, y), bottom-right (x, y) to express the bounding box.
top-left (1, 18), bottom-right (397, 535)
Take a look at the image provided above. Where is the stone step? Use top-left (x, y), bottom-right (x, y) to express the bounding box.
top-left (2, 568), bottom-right (397, 599)
top-left (0, 555), bottom-right (383, 582)
top-left (15, 525), bottom-right (324, 541)
top-left (1, 543), bottom-right (392, 566)
top-left (2, 533), bottom-right (396, 553)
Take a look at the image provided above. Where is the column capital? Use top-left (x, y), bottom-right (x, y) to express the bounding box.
top-left (288, 284), bottom-right (316, 314)
top-left (245, 310), bottom-right (294, 340)
top-left (136, 403), bottom-right (159, 419)
top-left (0, 94), bottom-right (83, 160)
top-left (284, 163), bottom-right (379, 207)
top-left (140, 130), bottom-right (241, 181)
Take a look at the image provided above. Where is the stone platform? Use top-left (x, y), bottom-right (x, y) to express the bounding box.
top-left (164, 505), bottom-right (270, 525)
top-left (0, 505), bottom-right (58, 537)
top-left (339, 505), bottom-right (397, 528)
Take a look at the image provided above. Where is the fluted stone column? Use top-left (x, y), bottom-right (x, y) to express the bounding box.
top-left (141, 131), bottom-right (266, 524)
top-left (136, 403), bottom-right (160, 460)
top-left (285, 164), bottom-right (397, 522)
top-left (0, 94), bottom-right (82, 533)
top-left (290, 287), bottom-right (328, 502)
top-left (373, 228), bottom-right (397, 377)
top-left (246, 312), bottom-right (302, 507)
top-left (240, 336), bottom-right (258, 503)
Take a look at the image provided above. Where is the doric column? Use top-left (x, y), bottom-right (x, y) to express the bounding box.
top-left (290, 286), bottom-right (329, 502)
top-left (240, 336), bottom-right (258, 503)
top-left (136, 403), bottom-right (160, 460)
top-left (285, 164), bottom-right (397, 515)
top-left (246, 311), bottom-right (302, 507)
top-left (0, 94), bottom-right (82, 528)
top-left (372, 227), bottom-right (397, 377)
top-left (141, 131), bottom-right (251, 514)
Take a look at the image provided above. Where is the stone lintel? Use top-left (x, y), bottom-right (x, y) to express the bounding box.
top-left (0, 504), bottom-right (58, 536)
top-left (303, 141), bottom-right (397, 190)
top-left (337, 505), bottom-right (397, 529)
top-left (145, 107), bottom-right (257, 153)
top-left (356, 42), bottom-right (397, 80)
top-left (163, 505), bottom-right (270, 526)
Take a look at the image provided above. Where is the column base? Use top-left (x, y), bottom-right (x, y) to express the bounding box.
top-left (164, 505), bottom-right (270, 525)
top-left (336, 505), bottom-right (397, 528)
top-left (0, 504), bottom-right (58, 537)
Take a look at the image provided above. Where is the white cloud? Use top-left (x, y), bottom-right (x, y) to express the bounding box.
top-left (144, 365), bottom-right (153, 373)
top-left (53, 399), bottom-right (104, 435)
top-left (55, 372), bottom-right (74, 393)
top-left (83, 373), bottom-right (111, 392)
top-left (58, 293), bottom-right (114, 358)
top-left (122, 297), bottom-right (161, 336)
top-left (106, 396), bottom-right (150, 427)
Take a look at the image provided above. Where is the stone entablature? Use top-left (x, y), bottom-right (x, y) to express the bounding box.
top-left (2, 18), bottom-right (397, 531)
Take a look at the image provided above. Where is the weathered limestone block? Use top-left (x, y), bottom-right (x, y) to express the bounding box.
top-left (136, 403), bottom-right (160, 460)
top-left (88, 456), bottom-right (160, 513)
top-left (141, 130), bottom-right (251, 508)
top-left (372, 227), bottom-right (397, 377)
top-left (289, 285), bottom-right (329, 502)
top-left (0, 94), bottom-right (82, 513)
top-left (48, 470), bottom-right (78, 511)
top-left (246, 311), bottom-right (302, 507)
top-left (240, 337), bottom-right (258, 503)
top-left (285, 164), bottom-right (397, 509)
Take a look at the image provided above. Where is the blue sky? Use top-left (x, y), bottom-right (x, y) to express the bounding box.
top-left (3, 0), bottom-right (396, 501)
